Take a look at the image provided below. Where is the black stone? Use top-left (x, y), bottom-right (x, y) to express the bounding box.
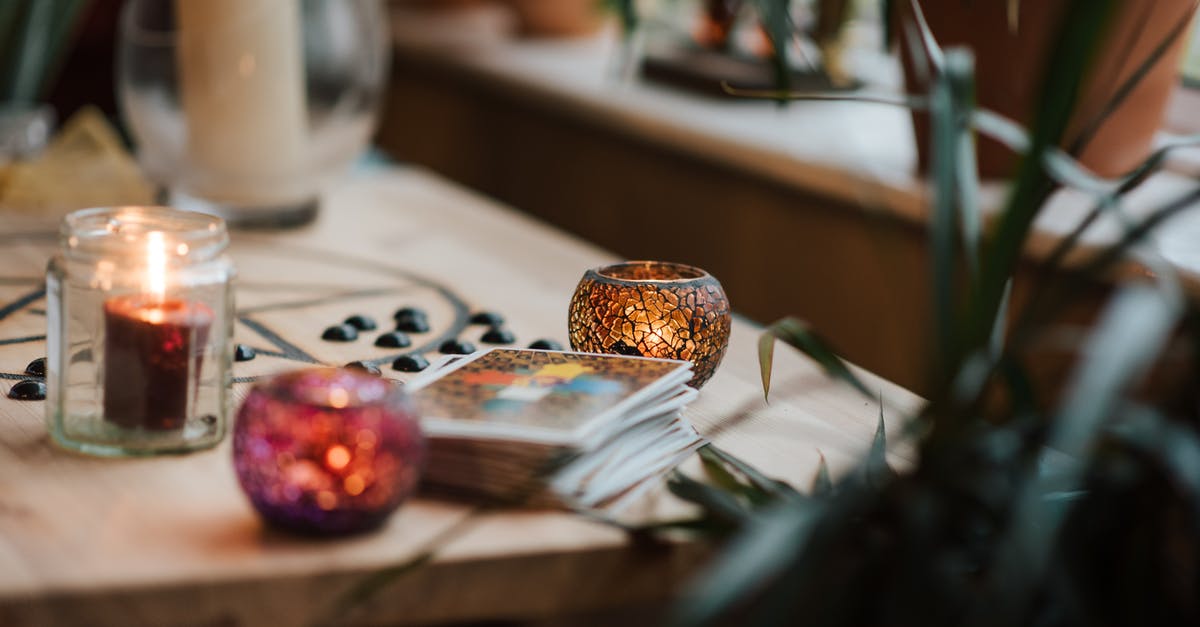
top-left (610, 340), bottom-right (644, 356)
top-left (480, 327), bottom-right (516, 345)
top-left (321, 324), bottom-right (359, 342)
top-left (234, 344), bottom-right (257, 362)
top-left (344, 314), bottom-right (378, 331)
top-left (528, 339), bottom-right (564, 351)
top-left (24, 357), bottom-right (46, 377)
top-left (8, 379), bottom-right (45, 401)
top-left (345, 361), bottom-right (383, 376)
top-left (200, 414), bottom-right (218, 427)
top-left (392, 354), bottom-right (430, 372)
top-left (395, 315), bottom-right (430, 334)
top-left (469, 311), bottom-right (505, 326)
top-left (439, 339), bottom-right (476, 355)
top-left (392, 307), bottom-right (426, 321)
top-left (374, 330), bottom-right (412, 348)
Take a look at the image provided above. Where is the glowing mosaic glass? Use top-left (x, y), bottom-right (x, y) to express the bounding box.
top-left (568, 261), bottom-right (732, 388)
top-left (233, 368), bottom-right (425, 536)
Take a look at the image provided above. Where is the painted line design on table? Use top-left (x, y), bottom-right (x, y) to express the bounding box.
top-left (0, 335), bottom-right (46, 346)
top-left (237, 317), bottom-right (321, 365)
top-left (0, 288), bottom-right (45, 324)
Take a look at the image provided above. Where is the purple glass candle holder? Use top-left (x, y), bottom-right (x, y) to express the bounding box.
top-left (233, 368), bottom-right (425, 536)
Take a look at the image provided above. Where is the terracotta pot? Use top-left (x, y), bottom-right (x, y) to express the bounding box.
top-left (897, 0), bottom-right (1197, 179)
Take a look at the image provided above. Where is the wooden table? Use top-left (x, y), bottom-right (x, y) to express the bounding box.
top-left (0, 167), bottom-right (919, 626)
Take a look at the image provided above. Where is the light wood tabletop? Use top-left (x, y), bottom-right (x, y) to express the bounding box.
top-left (0, 167), bottom-right (919, 626)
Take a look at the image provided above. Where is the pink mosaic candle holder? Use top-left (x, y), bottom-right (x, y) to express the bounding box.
top-left (233, 368), bottom-right (425, 536)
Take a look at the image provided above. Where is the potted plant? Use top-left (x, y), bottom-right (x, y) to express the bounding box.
top-left (651, 1), bottom-right (1200, 625)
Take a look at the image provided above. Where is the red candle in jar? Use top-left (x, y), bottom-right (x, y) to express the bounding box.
top-left (102, 231), bottom-right (213, 431)
top-left (103, 296), bottom-right (213, 430)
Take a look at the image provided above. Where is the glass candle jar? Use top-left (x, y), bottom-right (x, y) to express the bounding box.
top-left (46, 207), bottom-right (235, 456)
top-left (568, 261), bottom-right (732, 388)
top-left (116, 0), bottom-right (390, 228)
top-left (233, 368), bottom-right (425, 536)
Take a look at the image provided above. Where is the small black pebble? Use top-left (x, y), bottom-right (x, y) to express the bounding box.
top-left (529, 339), bottom-right (564, 351)
top-left (344, 314), bottom-right (377, 331)
top-left (8, 379), bottom-right (46, 401)
top-left (200, 414), bottom-right (218, 426)
top-left (469, 311), bottom-right (504, 326)
top-left (393, 307), bottom-right (427, 321)
top-left (345, 361), bottom-right (383, 376)
top-left (374, 330), bottom-right (412, 348)
top-left (234, 344), bottom-right (257, 362)
top-left (392, 354), bottom-right (430, 372)
top-left (24, 357), bottom-right (46, 377)
top-left (322, 324), bottom-right (359, 342)
top-left (480, 327), bottom-right (516, 345)
top-left (439, 339), bottom-right (476, 355)
top-left (610, 340), bottom-right (644, 356)
top-left (395, 315), bottom-right (430, 334)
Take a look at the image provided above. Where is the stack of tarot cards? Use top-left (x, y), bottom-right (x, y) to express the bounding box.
top-left (408, 348), bottom-right (705, 513)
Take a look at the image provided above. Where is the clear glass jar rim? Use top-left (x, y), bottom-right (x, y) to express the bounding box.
top-left (591, 261), bottom-right (712, 284)
top-left (61, 206), bottom-right (228, 262)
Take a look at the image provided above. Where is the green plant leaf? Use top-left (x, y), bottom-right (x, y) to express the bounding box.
top-left (701, 443), bottom-right (801, 500)
top-left (751, 0), bottom-right (794, 95)
top-left (0, 0), bottom-right (90, 104)
top-left (759, 317), bottom-right (872, 401)
top-left (864, 400), bottom-right (894, 487)
top-left (603, 0), bottom-right (638, 34)
top-left (668, 471), bottom-right (753, 526)
top-left (811, 452), bottom-right (833, 497)
top-left (906, 0), bottom-right (945, 73)
top-left (962, 0), bottom-right (1117, 396)
top-left (880, 0), bottom-right (895, 49)
top-left (699, 445), bottom-right (778, 506)
top-left (0, 2), bottom-right (25, 89)
top-left (927, 48), bottom-right (975, 384)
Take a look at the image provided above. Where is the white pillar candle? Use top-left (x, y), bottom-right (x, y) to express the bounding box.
top-left (175, 0), bottom-right (308, 208)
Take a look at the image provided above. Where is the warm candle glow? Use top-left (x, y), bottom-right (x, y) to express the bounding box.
top-left (146, 231), bottom-right (167, 300)
top-left (142, 231), bottom-right (169, 324)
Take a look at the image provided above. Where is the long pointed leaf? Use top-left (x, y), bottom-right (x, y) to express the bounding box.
top-left (811, 452), bottom-right (833, 497)
top-left (702, 443), bottom-right (801, 499)
top-left (759, 317), bottom-right (871, 400)
top-left (963, 0), bottom-right (1117, 387)
top-left (907, 0), bottom-right (945, 73)
top-left (865, 399), bottom-right (894, 487)
top-left (700, 445), bottom-right (778, 506)
top-left (668, 471), bottom-right (753, 525)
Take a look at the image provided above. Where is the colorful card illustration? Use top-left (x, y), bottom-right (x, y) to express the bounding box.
top-left (410, 349), bottom-right (691, 442)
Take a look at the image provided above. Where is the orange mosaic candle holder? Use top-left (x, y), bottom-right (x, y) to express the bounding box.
top-left (568, 261), bottom-right (732, 388)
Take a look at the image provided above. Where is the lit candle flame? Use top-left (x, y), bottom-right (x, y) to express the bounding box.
top-left (146, 231), bottom-right (167, 301)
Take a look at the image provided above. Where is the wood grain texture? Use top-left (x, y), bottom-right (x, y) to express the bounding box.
top-left (0, 168), bottom-right (920, 626)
